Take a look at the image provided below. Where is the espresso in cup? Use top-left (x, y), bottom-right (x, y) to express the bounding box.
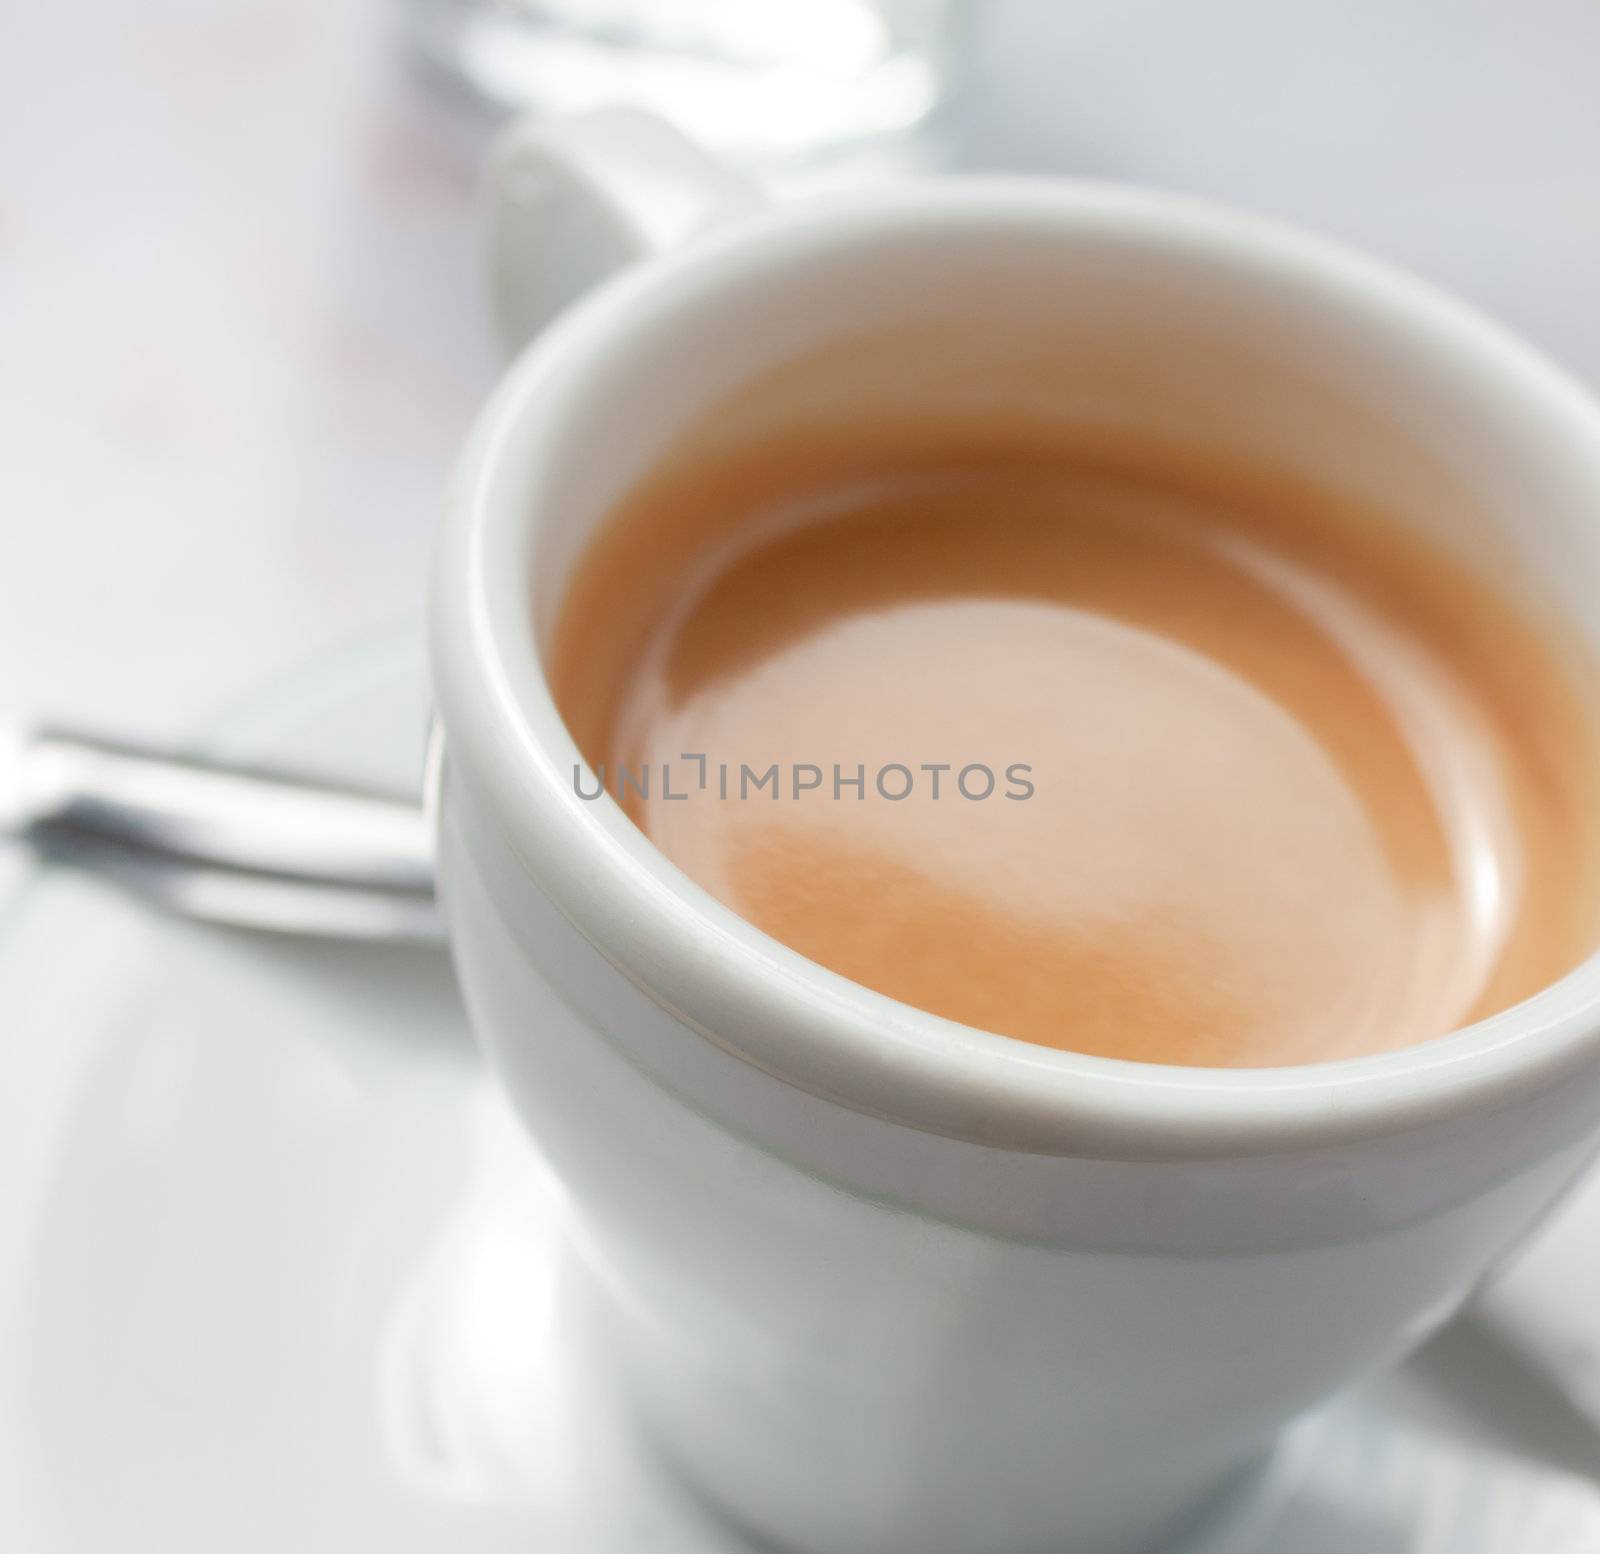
top-left (550, 374), bottom-right (1600, 1069)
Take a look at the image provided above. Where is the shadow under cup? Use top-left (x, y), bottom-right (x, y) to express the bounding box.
top-left (432, 190), bottom-right (1600, 1554)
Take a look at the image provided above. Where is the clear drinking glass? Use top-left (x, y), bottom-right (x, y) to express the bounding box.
top-left (403, 0), bottom-right (966, 173)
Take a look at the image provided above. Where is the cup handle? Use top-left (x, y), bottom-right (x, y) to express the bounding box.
top-left (483, 108), bottom-right (766, 358)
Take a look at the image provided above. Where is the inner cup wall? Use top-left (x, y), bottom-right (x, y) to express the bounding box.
top-left (516, 201), bottom-right (1600, 673)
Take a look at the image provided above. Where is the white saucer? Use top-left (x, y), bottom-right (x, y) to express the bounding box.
top-left (3, 631), bottom-right (1598, 1553)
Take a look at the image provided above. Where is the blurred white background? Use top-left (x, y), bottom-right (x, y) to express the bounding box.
top-left (3, 0), bottom-right (1599, 739)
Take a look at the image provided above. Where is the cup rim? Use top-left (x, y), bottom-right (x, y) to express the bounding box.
top-left (432, 176), bottom-right (1600, 1160)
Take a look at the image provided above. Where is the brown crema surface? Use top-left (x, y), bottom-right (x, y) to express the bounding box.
top-left (550, 432), bottom-right (1600, 1067)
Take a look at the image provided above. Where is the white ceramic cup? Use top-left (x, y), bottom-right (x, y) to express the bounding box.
top-left (431, 111), bottom-right (1600, 1554)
